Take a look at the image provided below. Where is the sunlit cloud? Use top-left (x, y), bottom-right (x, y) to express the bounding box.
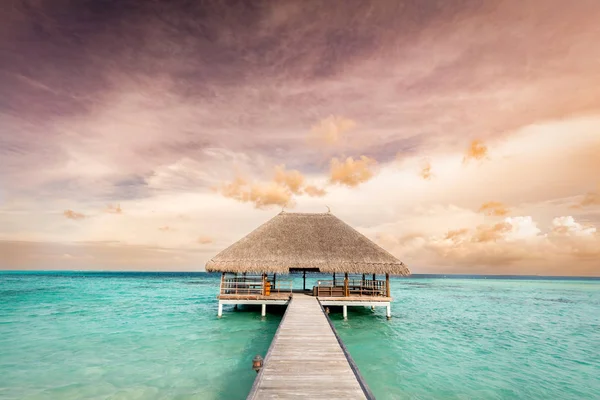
top-left (374, 215), bottom-right (599, 275)
top-left (478, 201), bottom-right (510, 216)
top-left (463, 140), bottom-right (489, 164)
top-left (63, 209), bottom-right (86, 220)
top-left (330, 156), bottom-right (378, 187)
top-left (472, 221), bottom-right (512, 243)
top-left (218, 177), bottom-right (293, 209)
top-left (571, 190), bottom-right (600, 208)
top-left (274, 165), bottom-right (305, 194)
top-left (444, 228), bottom-right (470, 241)
top-left (551, 216), bottom-right (596, 236)
top-left (158, 226), bottom-right (173, 232)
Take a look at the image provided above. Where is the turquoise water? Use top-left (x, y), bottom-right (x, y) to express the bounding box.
top-left (1, 273), bottom-right (599, 399)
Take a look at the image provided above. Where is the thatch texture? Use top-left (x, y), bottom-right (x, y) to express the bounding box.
top-left (206, 212), bottom-right (410, 275)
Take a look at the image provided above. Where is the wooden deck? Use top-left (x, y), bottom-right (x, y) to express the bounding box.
top-left (317, 296), bottom-right (391, 302)
top-left (218, 293), bottom-right (292, 301)
top-left (247, 294), bottom-right (373, 400)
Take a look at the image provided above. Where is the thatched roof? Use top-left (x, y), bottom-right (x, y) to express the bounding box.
top-left (205, 212), bottom-right (410, 275)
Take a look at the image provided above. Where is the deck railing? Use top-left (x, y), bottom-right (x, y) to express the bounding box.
top-left (220, 275), bottom-right (264, 295)
top-left (219, 274), bottom-right (293, 296)
top-left (272, 278), bottom-right (293, 293)
top-left (315, 279), bottom-right (387, 297)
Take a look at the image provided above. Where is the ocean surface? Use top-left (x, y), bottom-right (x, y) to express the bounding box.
top-left (1, 272), bottom-right (599, 400)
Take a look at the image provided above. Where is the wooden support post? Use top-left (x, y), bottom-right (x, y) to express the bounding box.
top-left (218, 301), bottom-right (223, 318)
top-left (303, 270), bottom-right (306, 291)
top-left (273, 273), bottom-right (277, 292)
top-left (262, 273), bottom-right (266, 296)
top-left (344, 272), bottom-right (349, 297)
top-left (261, 303), bottom-right (266, 317)
top-left (386, 304), bottom-right (391, 320)
top-left (333, 272), bottom-right (336, 286)
top-left (386, 273), bottom-right (391, 297)
top-left (220, 272), bottom-right (225, 294)
top-left (343, 305), bottom-right (348, 320)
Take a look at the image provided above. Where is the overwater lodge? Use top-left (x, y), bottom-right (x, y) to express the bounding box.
top-left (206, 211), bottom-right (410, 319)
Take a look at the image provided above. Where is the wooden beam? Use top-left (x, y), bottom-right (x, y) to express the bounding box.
top-left (386, 273), bottom-right (390, 297)
top-left (303, 270), bottom-right (306, 291)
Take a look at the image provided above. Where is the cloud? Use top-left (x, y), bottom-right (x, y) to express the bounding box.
top-left (330, 156), bottom-right (378, 187)
top-left (478, 201), bottom-right (510, 216)
top-left (309, 115), bottom-right (356, 145)
top-left (444, 228), bottom-right (470, 241)
top-left (419, 160), bottom-right (433, 180)
top-left (274, 165), bottom-right (304, 194)
top-left (303, 185), bottom-right (327, 197)
top-left (376, 215), bottom-right (599, 275)
top-left (105, 204), bottom-right (122, 214)
top-left (471, 221), bottom-right (512, 243)
top-left (198, 236), bottom-right (213, 244)
top-left (158, 226), bottom-right (172, 232)
top-left (216, 165), bottom-right (325, 207)
top-left (571, 190), bottom-right (600, 208)
top-left (218, 176), bottom-right (294, 209)
top-left (463, 140), bottom-right (488, 163)
top-left (551, 216), bottom-right (596, 236)
top-left (63, 209), bottom-right (86, 220)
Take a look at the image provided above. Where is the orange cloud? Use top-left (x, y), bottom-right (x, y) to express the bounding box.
top-left (463, 139), bottom-right (488, 163)
top-left (420, 160), bottom-right (433, 180)
top-left (303, 185), bottom-right (327, 197)
top-left (219, 177), bottom-right (294, 209)
top-left (330, 156), bottom-right (378, 187)
top-left (105, 204), bottom-right (122, 214)
top-left (158, 226), bottom-right (172, 232)
top-left (63, 209), bottom-right (86, 220)
top-left (445, 228), bottom-right (469, 241)
top-left (571, 190), bottom-right (600, 209)
top-left (472, 222), bottom-right (512, 243)
top-left (198, 236), bottom-right (213, 244)
top-left (478, 201), bottom-right (510, 216)
top-left (274, 165), bottom-right (305, 194)
top-left (309, 115), bottom-right (356, 145)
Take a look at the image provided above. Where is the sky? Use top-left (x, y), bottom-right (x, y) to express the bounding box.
top-left (1, 0), bottom-right (599, 275)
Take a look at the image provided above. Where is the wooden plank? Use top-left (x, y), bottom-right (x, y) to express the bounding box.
top-left (248, 294), bottom-right (371, 400)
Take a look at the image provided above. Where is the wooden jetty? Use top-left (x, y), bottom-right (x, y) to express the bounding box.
top-left (206, 211), bottom-right (412, 398)
top-left (247, 294), bottom-right (374, 400)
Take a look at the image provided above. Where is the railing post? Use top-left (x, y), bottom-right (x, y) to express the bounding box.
top-left (262, 273), bottom-right (266, 296)
top-left (220, 272), bottom-right (225, 294)
top-left (386, 273), bottom-right (390, 297)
